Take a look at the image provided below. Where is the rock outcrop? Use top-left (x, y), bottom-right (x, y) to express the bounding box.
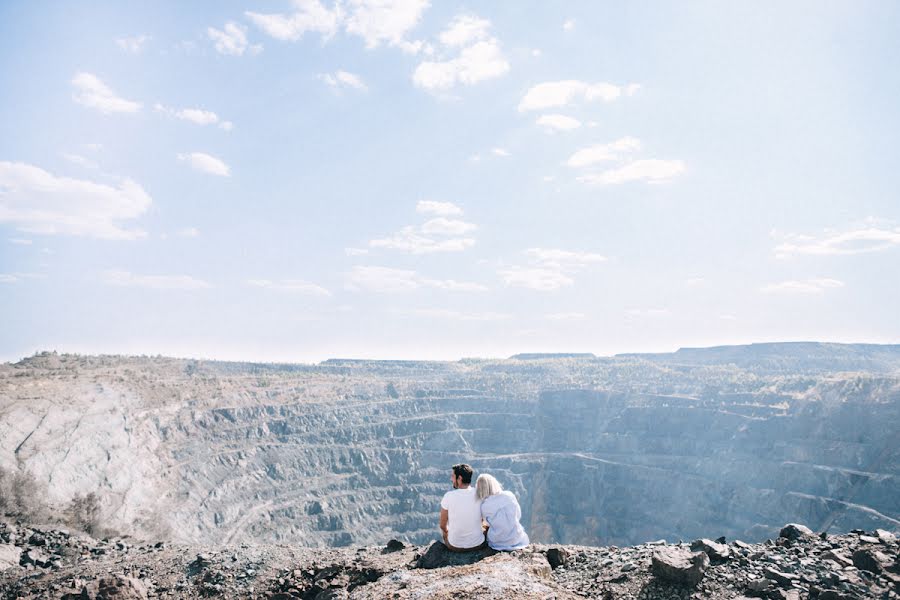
top-left (1, 520), bottom-right (898, 599)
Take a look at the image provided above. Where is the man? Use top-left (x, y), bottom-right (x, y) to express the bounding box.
top-left (439, 463), bottom-right (485, 551)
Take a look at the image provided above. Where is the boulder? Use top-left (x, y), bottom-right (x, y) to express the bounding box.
top-left (779, 524), bottom-right (814, 541)
top-left (545, 547), bottom-right (568, 570)
top-left (763, 567), bottom-right (798, 588)
top-left (20, 548), bottom-right (52, 568)
top-left (875, 529), bottom-right (896, 543)
top-left (0, 544), bottom-right (22, 570)
top-left (383, 539), bottom-right (405, 553)
top-left (414, 541), bottom-right (494, 570)
top-left (95, 576), bottom-right (149, 600)
top-left (852, 548), bottom-right (888, 573)
top-left (690, 538), bottom-right (731, 562)
top-left (650, 547), bottom-right (709, 586)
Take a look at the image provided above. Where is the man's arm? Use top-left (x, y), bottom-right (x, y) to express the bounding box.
top-left (440, 508), bottom-right (449, 542)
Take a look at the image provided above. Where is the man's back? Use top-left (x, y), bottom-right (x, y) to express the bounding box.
top-left (440, 487), bottom-right (484, 549)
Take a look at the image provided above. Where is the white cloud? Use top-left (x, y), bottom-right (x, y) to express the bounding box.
top-left (411, 308), bottom-right (509, 320)
top-left (518, 80), bottom-right (638, 112)
top-left (177, 152), bottom-right (231, 177)
top-left (9, 238), bottom-right (33, 245)
top-left (155, 103), bottom-right (232, 130)
top-left (247, 0), bottom-right (426, 52)
top-left (500, 267), bottom-right (574, 291)
top-left (345, 247), bottom-right (369, 256)
top-left (774, 227), bottom-right (900, 259)
top-left (71, 72), bottom-right (141, 114)
top-left (0, 275), bottom-right (17, 284)
top-left (626, 308), bottom-right (671, 317)
top-left (347, 265), bottom-right (485, 293)
top-left (525, 247), bottom-right (607, 269)
top-left (421, 218), bottom-right (477, 235)
top-left (0, 161), bottom-right (150, 240)
top-left (102, 270), bottom-right (211, 290)
top-left (208, 22), bottom-right (261, 56)
top-left (370, 226), bottom-right (475, 254)
top-left (246, 0), bottom-right (340, 41)
top-left (536, 114), bottom-right (581, 132)
top-left (345, 0), bottom-right (429, 50)
top-left (760, 278), bottom-right (844, 294)
top-left (491, 147), bottom-right (510, 157)
top-left (500, 247), bottom-right (606, 291)
top-left (319, 70), bottom-right (368, 91)
top-left (562, 19), bottom-right (576, 32)
top-left (116, 34), bottom-right (151, 53)
top-left (546, 312), bottom-right (585, 321)
top-left (416, 200), bottom-right (462, 216)
top-left (414, 37), bottom-right (509, 91)
top-left (61, 153), bottom-right (98, 169)
top-left (177, 227), bottom-right (200, 238)
top-left (577, 159), bottom-right (685, 185)
top-left (246, 279), bottom-right (331, 296)
top-left (439, 14), bottom-right (491, 47)
top-left (567, 137), bottom-right (641, 167)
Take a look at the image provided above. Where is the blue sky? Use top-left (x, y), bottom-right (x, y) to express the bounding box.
top-left (2, 1), bottom-right (899, 362)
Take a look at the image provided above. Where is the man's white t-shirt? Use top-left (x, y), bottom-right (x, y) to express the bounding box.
top-left (440, 487), bottom-right (484, 548)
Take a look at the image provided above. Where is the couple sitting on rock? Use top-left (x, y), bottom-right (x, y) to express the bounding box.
top-left (439, 463), bottom-right (529, 552)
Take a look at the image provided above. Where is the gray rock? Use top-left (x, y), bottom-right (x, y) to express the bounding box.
top-left (691, 538), bottom-right (731, 562)
top-left (763, 567), bottom-right (798, 588)
top-left (546, 547), bottom-right (568, 570)
top-left (875, 529), bottom-right (896, 543)
top-left (852, 548), bottom-right (888, 573)
top-left (651, 547), bottom-right (709, 586)
top-left (383, 539), bottom-right (405, 553)
top-left (779, 524), bottom-right (814, 541)
top-left (0, 544), bottom-right (22, 570)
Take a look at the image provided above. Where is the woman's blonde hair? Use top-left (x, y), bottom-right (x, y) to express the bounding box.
top-left (475, 473), bottom-right (503, 500)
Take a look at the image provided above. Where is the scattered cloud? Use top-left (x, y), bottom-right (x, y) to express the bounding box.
top-left (177, 227), bottom-right (200, 238)
top-left (346, 266), bottom-right (486, 293)
top-left (536, 114), bottom-right (581, 132)
top-left (116, 34), bottom-right (151, 53)
top-left (319, 70), bottom-right (368, 91)
top-left (525, 248), bottom-right (607, 269)
top-left (416, 200), bottom-right (462, 216)
top-left (247, 0), bottom-right (426, 52)
top-left (562, 19), bottom-right (576, 32)
top-left (61, 153), bottom-right (98, 169)
top-left (410, 308), bottom-right (510, 321)
top-left (546, 312), bottom-right (585, 321)
top-left (0, 275), bottom-right (17, 284)
top-left (421, 218), bottom-right (477, 236)
top-left (439, 14), bottom-right (491, 47)
top-left (773, 226), bottom-right (900, 259)
top-left (370, 202), bottom-right (476, 254)
top-left (345, 0), bottom-right (429, 50)
top-left (8, 238), bottom-right (33, 245)
top-left (518, 79), bottom-right (638, 112)
top-left (414, 13), bottom-right (508, 91)
top-left (208, 22), bottom-right (262, 56)
top-left (177, 152), bottom-right (231, 177)
top-left (0, 272), bottom-right (45, 284)
top-left (72, 72), bottom-right (141, 114)
top-left (567, 137), bottom-right (641, 167)
top-left (0, 161), bottom-right (150, 240)
top-left (102, 269), bottom-right (211, 290)
top-left (491, 147), bottom-right (510, 157)
top-left (155, 104), bottom-right (233, 130)
top-left (577, 159), bottom-right (686, 185)
top-left (246, 279), bottom-right (331, 296)
top-left (760, 278), bottom-right (844, 294)
top-left (345, 247), bottom-right (369, 256)
top-left (626, 308), bottom-right (671, 317)
top-left (500, 247), bottom-right (606, 291)
top-left (499, 267), bottom-right (574, 291)
top-left (370, 227), bottom-right (475, 254)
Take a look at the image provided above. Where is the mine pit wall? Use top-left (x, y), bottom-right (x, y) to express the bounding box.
top-left (2, 356), bottom-right (899, 548)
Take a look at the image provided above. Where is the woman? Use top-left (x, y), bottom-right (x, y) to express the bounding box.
top-left (475, 474), bottom-right (529, 551)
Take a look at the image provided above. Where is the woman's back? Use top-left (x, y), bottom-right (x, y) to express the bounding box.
top-left (480, 491), bottom-right (529, 550)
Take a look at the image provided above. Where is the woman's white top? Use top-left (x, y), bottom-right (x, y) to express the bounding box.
top-left (480, 490), bottom-right (530, 550)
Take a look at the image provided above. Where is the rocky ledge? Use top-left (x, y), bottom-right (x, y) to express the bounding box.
top-left (0, 521), bottom-right (897, 599)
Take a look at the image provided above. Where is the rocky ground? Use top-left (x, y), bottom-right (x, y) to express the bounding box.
top-left (0, 520), bottom-right (897, 599)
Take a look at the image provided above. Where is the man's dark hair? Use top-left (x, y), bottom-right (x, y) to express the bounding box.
top-left (452, 463), bottom-right (473, 485)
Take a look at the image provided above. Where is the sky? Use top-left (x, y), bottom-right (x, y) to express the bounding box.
top-left (1, 1), bottom-right (899, 363)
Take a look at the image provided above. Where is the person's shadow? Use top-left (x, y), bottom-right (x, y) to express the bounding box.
top-left (413, 541), bottom-right (498, 569)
